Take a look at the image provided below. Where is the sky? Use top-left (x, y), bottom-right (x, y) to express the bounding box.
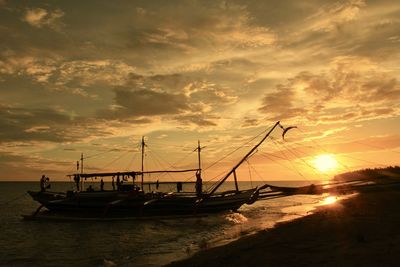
top-left (0, 0), bottom-right (399, 183)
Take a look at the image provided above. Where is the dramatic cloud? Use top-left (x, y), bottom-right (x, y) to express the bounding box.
top-left (0, 104), bottom-right (115, 143)
top-left (22, 7), bottom-right (64, 30)
top-left (0, 105), bottom-right (75, 142)
top-left (306, 0), bottom-right (366, 33)
top-left (57, 60), bottom-right (136, 87)
top-left (0, 53), bottom-right (57, 82)
top-left (259, 56), bottom-right (400, 123)
top-left (112, 88), bottom-right (190, 117)
top-left (1, 0), bottom-right (400, 180)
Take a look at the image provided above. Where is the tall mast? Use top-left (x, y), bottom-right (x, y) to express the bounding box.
top-left (80, 153), bottom-right (84, 174)
top-left (80, 152), bottom-right (84, 191)
top-left (208, 121), bottom-right (281, 195)
top-left (141, 136), bottom-right (145, 190)
top-left (197, 140), bottom-right (202, 175)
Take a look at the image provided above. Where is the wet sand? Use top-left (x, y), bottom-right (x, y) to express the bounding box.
top-left (167, 187), bottom-right (400, 266)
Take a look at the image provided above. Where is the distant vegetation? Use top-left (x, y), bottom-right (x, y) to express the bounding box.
top-left (334, 166), bottom-right (400, 181)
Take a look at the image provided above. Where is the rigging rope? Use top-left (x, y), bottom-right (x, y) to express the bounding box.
top-left (100, 150), bottom-right (131, 170)
top-left (202, 127), bottom-right (272, 191)
top-left (294, 128), bottom-right (351, 172)
top-left (246, 159), bottom-right (253, 188)
top-left (353, 140), bottom-right (400, 155)
top-left (202, 128), bottom-right (268, 172)
top-left (277, 140), bottom-right (331, 179)
top-left (296, 128), bottom-right (389, 170)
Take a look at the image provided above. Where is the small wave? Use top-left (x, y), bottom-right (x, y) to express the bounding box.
top-left (225, 212), bottom-right (248, 224)
top-left (102, 259), bottom-right (117, 267)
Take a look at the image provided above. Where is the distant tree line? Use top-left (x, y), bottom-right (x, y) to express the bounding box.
top-left (334, 166), bottom-right (400, 181)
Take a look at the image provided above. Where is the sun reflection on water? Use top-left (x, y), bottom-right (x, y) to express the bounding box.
top-left (321, 196), bottom-right (337, 205)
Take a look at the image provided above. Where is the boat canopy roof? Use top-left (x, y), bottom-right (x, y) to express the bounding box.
top-left (67, 168), bottom-right (199, 178)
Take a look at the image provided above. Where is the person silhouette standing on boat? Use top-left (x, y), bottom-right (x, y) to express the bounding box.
top-left (74, 174), bottom-right (80, 191)
top-left (116, 175), bottom-right (121, 191)
top-left (195, 171), bottom-right (202, 197)
top-left (40, 175), bottom-right (50, 192)
top-left (177, 182), bottom-right (183, 193)
top-left (112, 176), bottom-right (115, 191)
top-left (40, 175), bottom-right (46, 191)
top-left (100, 178), bottom-right (104, 191)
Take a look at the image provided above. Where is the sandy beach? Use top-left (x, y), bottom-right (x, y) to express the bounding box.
top-left (167, 186), bottom-right (400, 266)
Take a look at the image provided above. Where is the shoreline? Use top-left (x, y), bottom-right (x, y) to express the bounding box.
top-left (167, 187), bottom-right (400, 266)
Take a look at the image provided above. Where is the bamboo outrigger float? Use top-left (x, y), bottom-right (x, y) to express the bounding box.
top-left (24, 121), bottom-right (299, 220)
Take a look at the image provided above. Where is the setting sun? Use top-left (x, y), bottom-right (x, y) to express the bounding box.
top-left (313, 154), bottom-right (338, 173)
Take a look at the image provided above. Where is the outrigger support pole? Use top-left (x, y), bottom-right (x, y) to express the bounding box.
top-left (233, 170), bottom-right (239, 192)
top-left (208, 121), bottom-right (281, 195)
top-left (80, 153), bottom-right (84, 191)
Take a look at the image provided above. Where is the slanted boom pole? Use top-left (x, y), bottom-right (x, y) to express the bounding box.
top-left (208, 121), bottom-right (281, 195)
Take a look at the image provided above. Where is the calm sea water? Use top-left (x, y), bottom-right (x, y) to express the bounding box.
top-left (0, 181), bottom-right (327, 267)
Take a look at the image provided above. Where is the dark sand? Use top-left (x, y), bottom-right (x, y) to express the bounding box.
top-left (167, 187), bottom-right (400, 266)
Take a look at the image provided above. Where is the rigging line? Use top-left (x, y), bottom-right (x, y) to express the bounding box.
top-left (100, 150), bottom-right (131, 170)
top-left (295, 128), bottom-right (351, 171)
top-left (339, 154), bottom-right (389, 167)
top-left (171, 152), bottom-right (203, 184)
top-left (190, 126), bottom-right (276, 190)
top-left (353, 140), bottom-right (400, 155)
top-left (285, 139), bottom-right (351, 173)
top-left (270, 136), bottom-right (321, 176)
top-left (276, 137), bottom-right (326, 171)
top-left (125, 152), bottom-right (138, 171)
top-left (269, 138), bottom-right (313, 181)
top-left (260, 151), bottom-right (324, 175)
top-left (203, 167), bottom-right (234, 191)
top-left (169, 149), bottom-right (197, 169)
top-left (147, 148), bottom-right (174, 169)
top-left (246, 159), bottom-right (253, 188)
top-left (260, 152), bottom-right (292, 161)
top-left (246, 160), bottom-right (266, 182)
top-left (203, 127), bottom-right (269, 172)
top-left (144, 141), bottom-right (193, 149)
top-left (206, 126), bottom-right (278, 191)
top-left (278, 139), bottom-right (332, 181)
top-left (202, 125), bottom-right (270, 149)
top-left (146, 149), bottom-right (182, 187)
top-left (148, 144), bottom-right (197, 171)
top-left (260, 150), bottom-right (309, 181)
top-left (158, 148), bottom-right (198, 184)
top-left (146, 150), bottom-right (177, 191)
top-left (258, 153), bottom-right (308, 180)
top-left (84, 146), bottom-right (138, 160)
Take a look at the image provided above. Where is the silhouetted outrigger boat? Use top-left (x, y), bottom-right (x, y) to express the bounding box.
top-left (25, 122), bottom-right (297, 220)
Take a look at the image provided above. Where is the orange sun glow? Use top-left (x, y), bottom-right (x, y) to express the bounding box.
top-left (312, 154), bottom-right (338, 173)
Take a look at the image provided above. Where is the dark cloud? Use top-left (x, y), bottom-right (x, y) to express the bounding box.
top-left (241, 118), bottom-right (259, 128)
top-left (173, 114), bottom-right (218, 127)
top-left (99, 88), bottom-right (189, 119)
top-left (0, 105), bottom-right (114, 143)
top-left (22, 7), bottom-right (64, 31)
top-left (0, 150), bottom-right (75, 180)
top-left (0, 105), bottom-right (73, 142)
top-left (258, 84), bottom-right (307, 120)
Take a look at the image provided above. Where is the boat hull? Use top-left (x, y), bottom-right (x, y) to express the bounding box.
top-left (27, 189), bottom-right (256, 217)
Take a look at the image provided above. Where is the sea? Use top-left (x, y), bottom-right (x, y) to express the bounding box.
top-left (0, 181), bottom-right (330, 267)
